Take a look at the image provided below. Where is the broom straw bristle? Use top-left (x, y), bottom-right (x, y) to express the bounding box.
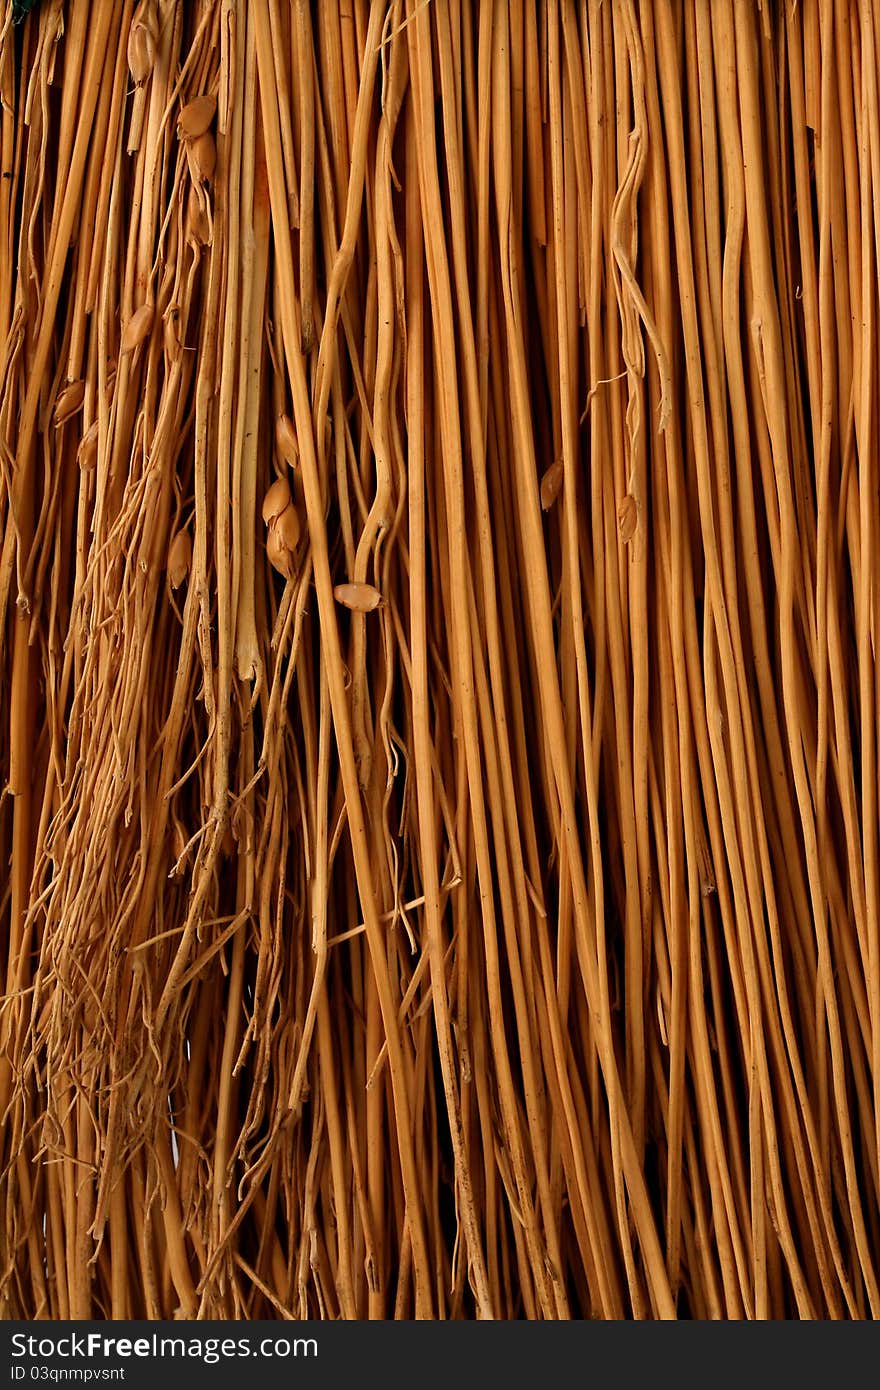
top-left (0, 0), bottom-right (878, 1320)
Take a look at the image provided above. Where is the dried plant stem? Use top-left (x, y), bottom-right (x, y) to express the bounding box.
top-left (2, 0), bottom-right (880, 1321)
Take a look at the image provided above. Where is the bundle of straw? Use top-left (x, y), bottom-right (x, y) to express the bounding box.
top-left (1, 0), bottom-right (879, 1321)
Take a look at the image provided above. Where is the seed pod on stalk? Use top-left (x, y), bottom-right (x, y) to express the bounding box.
top-left (121, 304), bottom-right (154, 355)
top-left (262, 477), bottom-right (291, 526)
top-left (54, 380), bottom-right (85, 427)
top-left (167, 529), bottom-right (192, 589)
top-left (127, 0), bottom-right (158, 83)
top-left (178, 95), bottom-right (216, 141)
top-left (333, 583), bottom-right (383, 613)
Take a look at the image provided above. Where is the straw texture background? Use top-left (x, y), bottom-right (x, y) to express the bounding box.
top-left (1, 0), bottom-right (880, 1320)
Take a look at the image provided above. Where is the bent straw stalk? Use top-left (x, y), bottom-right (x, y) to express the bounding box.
top-left (1, 0), bottom-right (879, 1320)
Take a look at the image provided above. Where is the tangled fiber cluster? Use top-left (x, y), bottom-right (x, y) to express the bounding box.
top-left (1, 0), bottom-right (880, 1320)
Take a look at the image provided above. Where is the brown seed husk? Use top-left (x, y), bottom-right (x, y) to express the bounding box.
top-left (333, 582), bottom-right (383, 613)
top-left (120, 303), bottom-right (154, 355)
top-left (540, 460), bottom-right (564, 510)
top-left (189, 131), bottom-right (216, 183)
top-left (275, 412), bottom-right (298, 467)
top-left (127, 0), bottom-right (157, 83)
top-left (167, 529), bottom-right (191, 588)
top-left (261, 477), bottom-right (291, 526)
top-left (266, 523), bottom-right (295, 580)
top-left (274, 502), bottom-right (301, 552)
top-left (178, 95), bottom-right (217, 141)
top-left (53, 380), bottom-right (86, 427)
top-left (186, 185), bottom-right (211, 245)
top-left (77, 420), bottom-right (98, 470)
